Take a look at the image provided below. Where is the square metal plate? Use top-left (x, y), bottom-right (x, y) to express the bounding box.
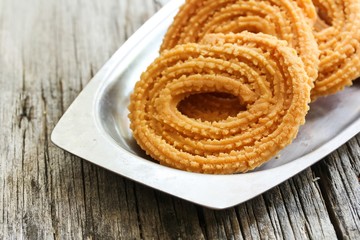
top-left (51, 0), bottom-right (360, 209)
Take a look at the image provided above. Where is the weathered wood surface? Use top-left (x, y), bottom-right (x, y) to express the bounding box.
top-left (0, 0), bottom-right (359, 239)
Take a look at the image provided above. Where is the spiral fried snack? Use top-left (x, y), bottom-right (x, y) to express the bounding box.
top-left (311, 0), bottom-right (360, 99)
top-left (129, 32), bottom-right (311, 174)
top-left (160, 0), bottom-right (319, 82)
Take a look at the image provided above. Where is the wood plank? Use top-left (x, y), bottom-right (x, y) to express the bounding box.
top-left (198, 168), bottom-right (338, 240)
top-left (134, 185), bottom-right (205, 239)
top-left (313, 139), bottom-right (360, 239)
top-left (0, 0), bottom-right (359, 239)
top-left (0, 0), bottom-right (170, 238)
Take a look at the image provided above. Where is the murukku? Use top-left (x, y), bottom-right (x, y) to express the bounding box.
top-left (311, 0), bottom-right (360, 99)
top-left (160, 0), bottom-right (319, 82)
top-left (129, 32), bottom-right (311, 174)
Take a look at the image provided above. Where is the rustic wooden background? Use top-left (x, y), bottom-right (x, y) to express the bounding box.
top-left (0, 0), bottom-right (359, 239)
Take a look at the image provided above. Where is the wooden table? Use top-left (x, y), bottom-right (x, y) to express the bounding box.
top-left (0, 0), bottom-right (359, 239)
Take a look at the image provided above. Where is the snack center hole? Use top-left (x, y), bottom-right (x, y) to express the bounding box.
top-left (314, 2), bottom-right (333, 31)
top-left (177, 92), bottom-right (246, 122)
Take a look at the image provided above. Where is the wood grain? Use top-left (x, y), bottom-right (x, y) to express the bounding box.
top-left (0, 0), bottom-right (359, 239)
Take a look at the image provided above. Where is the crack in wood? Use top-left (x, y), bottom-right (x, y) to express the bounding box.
top-left (18, 95), bottom-right (33, 128)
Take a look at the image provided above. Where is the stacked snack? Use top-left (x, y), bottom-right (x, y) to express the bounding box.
top-left (128, 0), bottom-right (360, 174)
top-left (160, 0), bottom-right (319, 82)
top-left (311, 0), bottom-right (360, 99)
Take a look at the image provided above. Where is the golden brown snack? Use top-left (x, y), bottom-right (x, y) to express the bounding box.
top-left (160, 0), bottom-right (319, 82)
top-left (295, 0), bottom-right (317, 24)
top-left (311, 0), bottom-right (360, 99)
top-left (129, 32), bottom-right (311, 174)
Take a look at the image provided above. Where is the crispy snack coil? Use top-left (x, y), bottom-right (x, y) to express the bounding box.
top-left (128, 32), bottom-right (311, 174)
top-left (295, 0), bottom-right (317, 24)
top-left (311, 0), bottom-right (360, 99)
top-left (160, 0), bottom-right (319, 82)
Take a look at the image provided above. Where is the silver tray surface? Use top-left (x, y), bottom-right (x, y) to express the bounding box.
top-left (51, 0), bottom-right (360, 209)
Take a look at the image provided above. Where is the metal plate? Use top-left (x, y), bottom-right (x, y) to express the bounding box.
top-left (51, 0), bottom-right (360, 209)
